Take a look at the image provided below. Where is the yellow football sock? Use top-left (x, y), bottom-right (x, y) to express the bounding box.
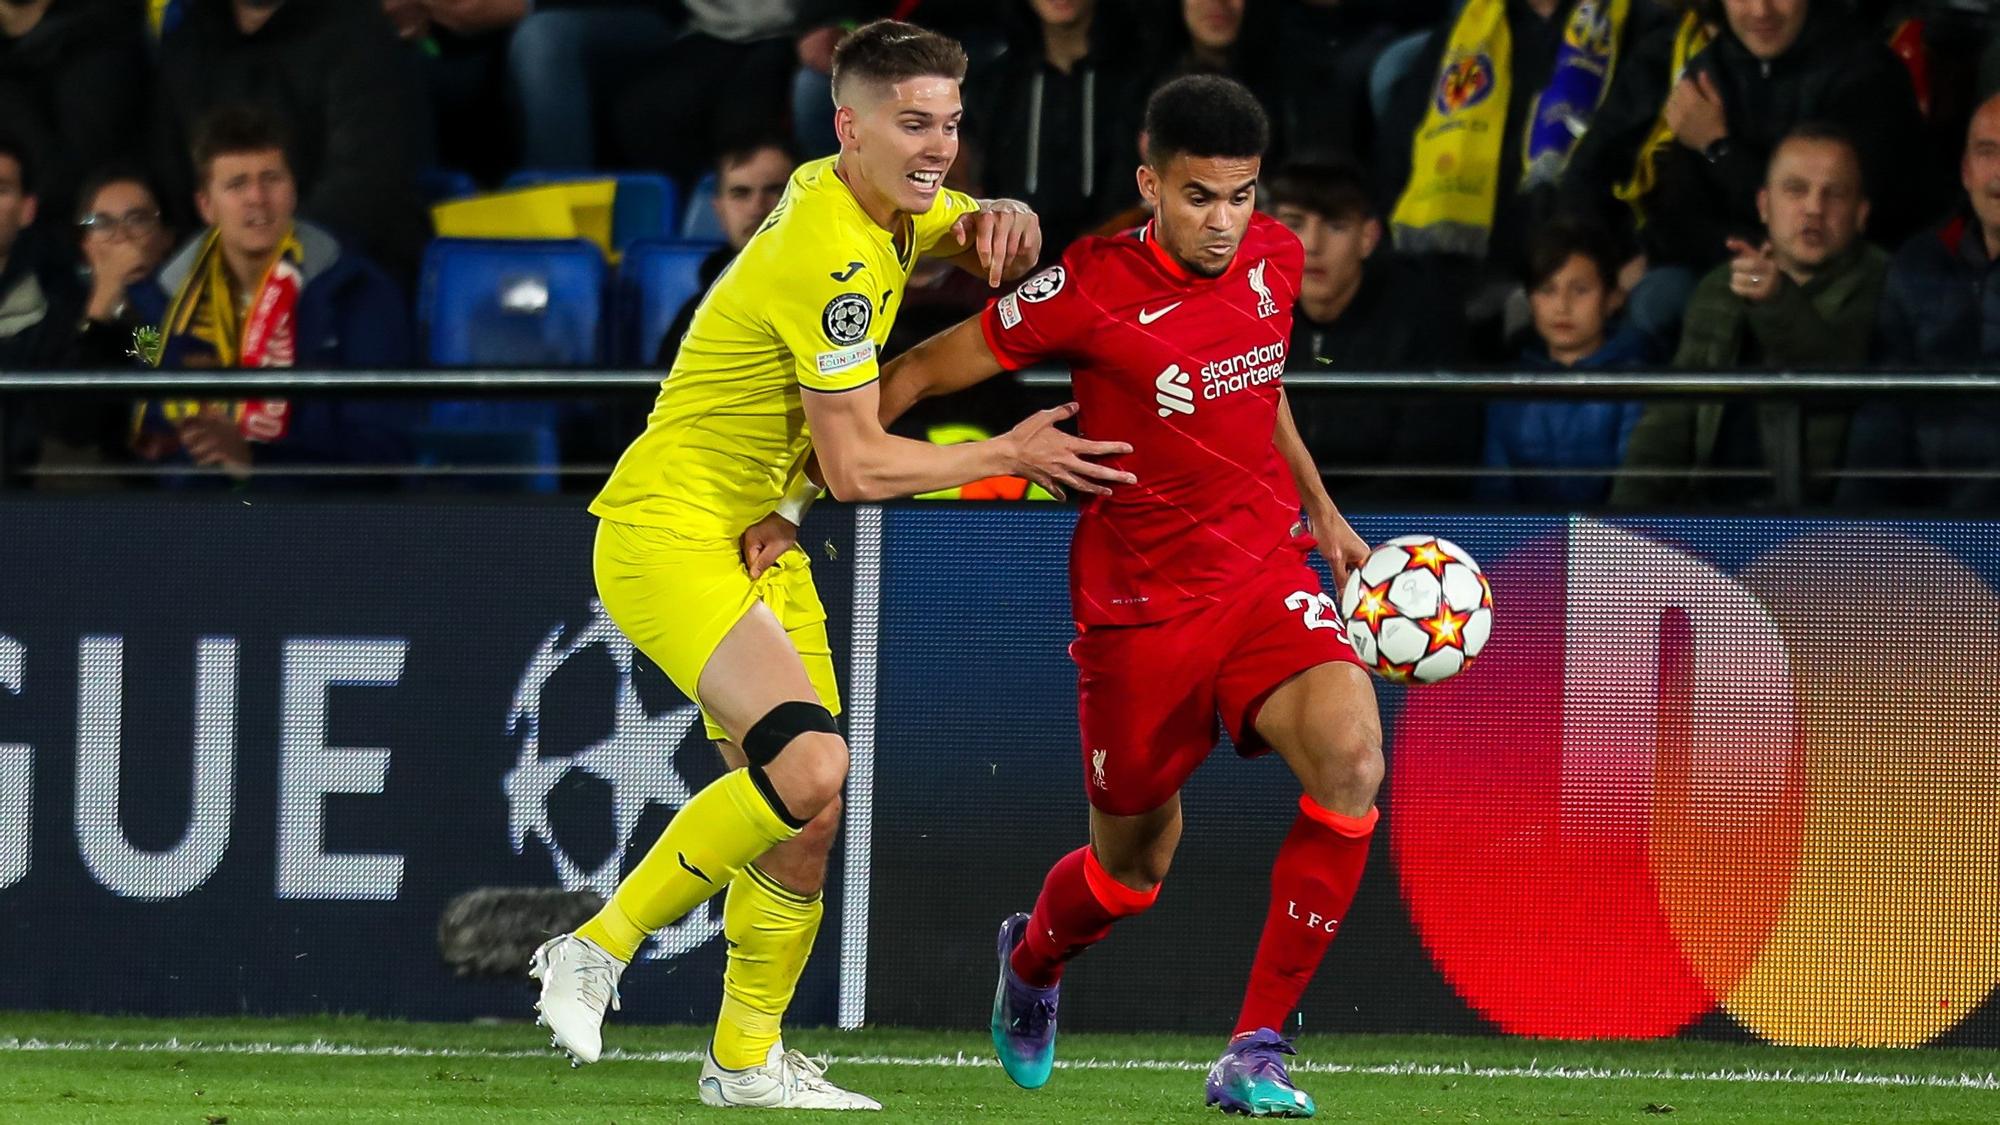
top-left (577, 769), bottom-right (799, 962)
top-left (712, 863), bottom-right (825, 1070)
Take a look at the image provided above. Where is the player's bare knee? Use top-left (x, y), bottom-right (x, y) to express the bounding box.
top-left (1301, 719), bottom-right (1383, 808)
top-left (1096, 840), bottom-right (1175, 893)
top-left (1112, 857), bottom-right (1171, 894)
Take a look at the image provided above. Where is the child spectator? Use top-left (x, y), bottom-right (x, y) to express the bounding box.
top-left (1479, 217), bottom-right (1652, 505)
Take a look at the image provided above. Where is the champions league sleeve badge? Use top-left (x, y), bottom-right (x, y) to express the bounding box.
top-left (822, 293), bottom-right (873, 345)
top-left (1017, 266), bottom-right (1066, 303)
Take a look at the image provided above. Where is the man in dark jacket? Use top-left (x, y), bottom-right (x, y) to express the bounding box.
top-left (1563, 0), bottom-right (1928, 278)
top-left (0, 136), bottom-right (71, 372)
top-left (1614, 124), bottom-right (1888, 507)
top-left (1841, 90), bottom-right (2000, 510)
top-left (0, 133), bottom-right (90, 483)
top-left (1267, 159), bottom-right (1481, 502)
top-left (0, 0), bottom-right (151, 226)
top-left (126, 105), bottom-right (414, 482)
top-left (964, 0), bottom-right (1154, 254)
top-left (155, 0), bottom-right (431, 282)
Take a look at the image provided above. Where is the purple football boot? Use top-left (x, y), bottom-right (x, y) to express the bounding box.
top-left (1204, 1027), bottom-right (1317, 1117)
top-left (990, 912), bottom-right (1060, 1089)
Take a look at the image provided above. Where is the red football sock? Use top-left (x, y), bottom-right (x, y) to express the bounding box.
top-left (1010, 846), bottom-right (1159, 988)
top-left (1234, 797), bottom-right (1378, 1037)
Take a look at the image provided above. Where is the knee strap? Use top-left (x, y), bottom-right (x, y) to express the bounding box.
top-left (741, 701), bottom-right (840, 831)
top-left (742, 700), bottom-right (839, 767)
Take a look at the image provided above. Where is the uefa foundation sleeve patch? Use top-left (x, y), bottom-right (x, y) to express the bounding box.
top-left (817, 340), bottom-right (876, 375)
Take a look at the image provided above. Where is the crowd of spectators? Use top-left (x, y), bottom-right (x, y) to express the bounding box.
top-left (3, 0), bottom-right (2000, 507)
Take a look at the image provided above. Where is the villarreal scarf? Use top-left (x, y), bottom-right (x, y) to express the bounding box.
top-left (1614, 10), bottom-right (1714, 228)
top-left (132, 228), bottom-right (302, 449)
top-left (147, 0), bottom-right (186, 41)
top-left (1393, 0), bottom-right (1631, 257)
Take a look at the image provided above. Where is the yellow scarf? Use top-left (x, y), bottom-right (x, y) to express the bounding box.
top-left (132, 229), bottom-right (305, 451)
top-left (1614, 11), bottom-right (1715, 229)
top-left (148, 0), bottom-right (180, 39)
top-left (1393, 0), bottom-right (1631, 257)
top-left (161, 227), bottom-right (305, 368)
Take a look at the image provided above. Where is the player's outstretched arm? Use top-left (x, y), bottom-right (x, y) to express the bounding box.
top-left (1276, 388), bottom-right (1368, 585)
top-left (940, 199), bottom-right (1043, 287)
top-left (877, 315), bottom-right (1008, 429)
top-left (803, 382), bottom-right (1133, 503)
top-left (787, 314), bottom-right (1004, 510)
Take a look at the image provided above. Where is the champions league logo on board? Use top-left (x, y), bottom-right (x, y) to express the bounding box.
top-left (503, 600), bottom-right (723, 960)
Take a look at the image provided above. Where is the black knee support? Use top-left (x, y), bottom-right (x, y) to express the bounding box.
top-left (742, 700), bottom-right (840, 766)
top-left (742, 701), bottom-right (840, 830)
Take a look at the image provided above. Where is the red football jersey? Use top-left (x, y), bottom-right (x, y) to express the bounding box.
top-left (980, 214), bottom-right (1307, 627)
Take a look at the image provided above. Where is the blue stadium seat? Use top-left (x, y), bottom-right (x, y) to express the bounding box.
top-left (681, 173), bottom-right (724, 243)
top-left (420, 167), bottom-right (479, 203)
top-left (617, 238), bottom-right (724, 365)
top-left (504, 171), bottom-right (678, 252)
top-left (419, 238), bottom-right (607, 367)
top-left (414, 238), bottom-right (607, 492)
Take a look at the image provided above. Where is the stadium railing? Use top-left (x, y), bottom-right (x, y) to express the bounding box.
top-left (5, 369), bottom-right (2000, 505)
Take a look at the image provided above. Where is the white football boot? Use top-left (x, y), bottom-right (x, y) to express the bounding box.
top-left (698, 1041), bottom-right (883, 1110)
top-left (530, 934), bottom-right (624, 1066)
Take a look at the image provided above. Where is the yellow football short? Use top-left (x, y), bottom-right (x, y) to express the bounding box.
top-left (593, 518), bottom-right (840, 741)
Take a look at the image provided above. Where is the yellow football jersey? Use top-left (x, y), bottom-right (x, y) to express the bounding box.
top-left (589, 157), bottom-right (980, 539)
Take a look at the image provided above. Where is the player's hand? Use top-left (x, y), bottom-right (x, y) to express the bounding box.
top-left (740, 511), bottom-right (800, 580)
top-left (1725, 237), bottom-right (1781, 303)
top-left (954, 200), bottom-right (1042, 287)
top-left (1308, 502), bottom-right (1370, 590)
top-left (1002, 402), bottom-right (1135, 501)
top-left (175, 406), bottom-right (253, 480)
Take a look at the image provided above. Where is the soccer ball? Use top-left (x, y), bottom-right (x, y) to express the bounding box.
top-left (1339, 536), bottom-right (1494, 684)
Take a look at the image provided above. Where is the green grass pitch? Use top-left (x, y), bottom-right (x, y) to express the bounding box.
top-left (4, 1012), bottom-right (1997, 1123)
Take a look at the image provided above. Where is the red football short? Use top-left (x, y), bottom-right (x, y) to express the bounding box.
top-left (1070, 549), bottom-right (1367, 816)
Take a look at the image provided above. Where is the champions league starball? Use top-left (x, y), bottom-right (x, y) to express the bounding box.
top-left (1339, 536), bottom-right (1494, 684)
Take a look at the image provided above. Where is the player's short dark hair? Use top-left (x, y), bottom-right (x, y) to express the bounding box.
top-left (1144, 75), bottom-right (1270, 169)
top-left (1264, 160), bottom-right (1376, 223)
top-left (830, 20), bottom-right (967, 104)
top-left (1524, 216), bottom-right (1622, 292)
top-left (1770, 120), bottom-right (1866, 194)
top-left (191, 103), bottom-right (293, 187)
top-left (0, 132), bottom-right (35, 196)
top-left (716, 136), bottom-right (800, 179)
